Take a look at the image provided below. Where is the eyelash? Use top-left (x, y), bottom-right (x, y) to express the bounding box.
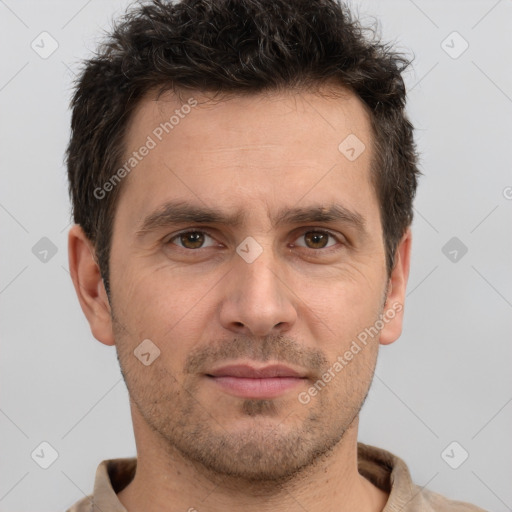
top-left (164, 228), bottom-right (344, 253)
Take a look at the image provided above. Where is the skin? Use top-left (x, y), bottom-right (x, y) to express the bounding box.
top-left (69, 84), bottom-right (411, 512)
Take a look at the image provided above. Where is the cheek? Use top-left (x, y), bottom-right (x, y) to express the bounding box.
top-left (116, 265), bottom-right (192, 323)
top-left (113, 266), bottom-right (220, 361)
top-left (295, 274), bottom-right (384, 341)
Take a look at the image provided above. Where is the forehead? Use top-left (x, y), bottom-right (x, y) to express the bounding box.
top-left (114, 84), bottom-right (378, 233)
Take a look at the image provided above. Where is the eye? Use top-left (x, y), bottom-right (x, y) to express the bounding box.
top-left (292, 230), bottom-right (340, 250)
top-left (164, 229), bottom-right (342, 253)
top-left (167, 230), bottom-right (217, 250)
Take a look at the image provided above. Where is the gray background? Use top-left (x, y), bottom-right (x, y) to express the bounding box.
top-left (1, 0), bottom-right (511, 510)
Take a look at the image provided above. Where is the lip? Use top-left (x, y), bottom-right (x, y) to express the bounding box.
top-left (206, 363), bottom-right (307, 399)
top-left (207, 363), bottom-right (305, 378)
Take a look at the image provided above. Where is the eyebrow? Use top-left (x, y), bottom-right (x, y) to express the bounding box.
top-left (135, 200), bottom-right (367, 238)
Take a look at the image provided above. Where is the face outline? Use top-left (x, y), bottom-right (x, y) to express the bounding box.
top-left (68, 85), bottom-right (411, 484)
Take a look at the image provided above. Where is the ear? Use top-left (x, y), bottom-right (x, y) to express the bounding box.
top-left (379, 227), bottom-right (412, 346)
top-left (68, 224), bottom-right (115, 346)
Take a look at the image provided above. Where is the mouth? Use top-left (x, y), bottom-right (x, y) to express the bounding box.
top-left (205, 363), bottom-right (308, 399)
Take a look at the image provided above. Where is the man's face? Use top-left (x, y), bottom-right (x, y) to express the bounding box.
top-left (107, 87), bottom-right (395, 482)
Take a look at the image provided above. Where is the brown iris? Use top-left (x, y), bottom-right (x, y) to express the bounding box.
top-left (303, 231), bottom-right (329, 249)
top-left (179, 232), bottom-right (205, 249)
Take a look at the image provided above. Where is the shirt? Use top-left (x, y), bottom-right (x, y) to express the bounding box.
top-left (66, 442), bottom-right (488, 511)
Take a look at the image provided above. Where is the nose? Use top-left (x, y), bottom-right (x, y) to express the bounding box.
top-left (219, 248), bottom-right (298, 337)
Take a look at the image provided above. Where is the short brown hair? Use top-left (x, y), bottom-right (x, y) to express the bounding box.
top-left (66, 0), bottom-right (421, 297)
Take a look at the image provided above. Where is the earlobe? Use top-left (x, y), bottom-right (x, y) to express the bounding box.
top-left (68, 224), bottom-right (115, 346)
top-left (379, 228), bottom-right (412, 346)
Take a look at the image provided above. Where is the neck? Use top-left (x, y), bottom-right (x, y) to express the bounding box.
top-left (117, 413), bottom-right (388, 512)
